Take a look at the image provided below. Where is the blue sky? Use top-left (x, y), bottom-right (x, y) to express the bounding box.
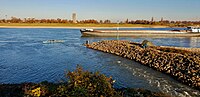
top-left (0, 0), bottom-right (200, 22)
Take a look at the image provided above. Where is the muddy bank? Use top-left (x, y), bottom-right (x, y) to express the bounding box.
top-left (85, 40), bottom-right (200, 90)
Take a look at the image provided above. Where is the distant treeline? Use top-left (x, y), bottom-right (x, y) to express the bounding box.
top-left (0, 17), bottom-right (111, 24)
top-left (0, 17), bottom-right (200, 26)
top-left (125, 19), bottom-right (200, 27)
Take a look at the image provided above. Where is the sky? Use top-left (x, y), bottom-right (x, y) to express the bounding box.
top-left (0, 0), bottom-right (200, 22)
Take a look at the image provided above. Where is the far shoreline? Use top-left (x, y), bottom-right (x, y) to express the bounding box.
top-left (0, 23), bottom-right (173, 29)
top-left (0, 26), bottom-right (170, 29)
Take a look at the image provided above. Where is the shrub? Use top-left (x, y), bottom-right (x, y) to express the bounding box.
top-left (24, 83), bottom-right (49, 97)
top-left (56, 65), bottom-right (119, 97)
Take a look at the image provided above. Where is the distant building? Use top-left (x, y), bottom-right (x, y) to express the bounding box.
top-left (161, 17), bottom-right (163, 22)
top-left (151, 17), bottom-right (154, 22)
top-left (72, 13), bottom-right (77, 23)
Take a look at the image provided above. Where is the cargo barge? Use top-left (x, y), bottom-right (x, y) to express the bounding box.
top-left (80, 26), bottom-right (200, 37)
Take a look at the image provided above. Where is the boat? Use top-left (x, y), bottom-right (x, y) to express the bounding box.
top-left (80, 27), bottom-right (200, 37)
top-left (42, 40), bottom-right (65, 44)
top-left (186, 26), bottom-right (200, 33)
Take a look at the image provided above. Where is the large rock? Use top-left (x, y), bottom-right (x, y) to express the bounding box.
top-left (141, 40), bottom-right (154, 48)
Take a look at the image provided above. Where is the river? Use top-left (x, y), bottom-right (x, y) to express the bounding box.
top-left (0, 28), bottom-right (199, 96)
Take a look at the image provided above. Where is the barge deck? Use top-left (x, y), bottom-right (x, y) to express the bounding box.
top-left (80, 27), bottom-right (200, 37)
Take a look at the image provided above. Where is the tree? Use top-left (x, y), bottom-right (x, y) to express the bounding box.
top-left (125, 19), bottom-right (129, 24)
top-left (104, 19), bottom-right (111, 24)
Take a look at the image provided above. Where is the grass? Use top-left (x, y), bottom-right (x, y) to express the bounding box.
top-left (0, 23), bottom-right (168, 28)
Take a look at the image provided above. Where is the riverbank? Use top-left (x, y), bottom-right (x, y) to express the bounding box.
top-left (85, 40), bottom-right (200, 91)
top-left (0, 83), bottom-right (168, 97)
top-left (0, 66), bottom-right (168, 97)
top-left (0, 23), bottom-right (169, 28)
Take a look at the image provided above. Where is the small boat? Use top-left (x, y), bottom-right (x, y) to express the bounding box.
top-left (42, 40), bottom-right (65, 44)
top-left (80, 27), bottom-right (200, 37)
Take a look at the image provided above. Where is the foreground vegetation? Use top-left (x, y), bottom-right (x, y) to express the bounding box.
top-left (0, 66), bottom-right (168, 97)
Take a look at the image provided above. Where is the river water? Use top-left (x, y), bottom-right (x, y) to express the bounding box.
top-left (0, 28), bottom-right (199, 96)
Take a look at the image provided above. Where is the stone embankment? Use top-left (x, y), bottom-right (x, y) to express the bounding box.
top-left (160, 46), bottom-right (200, 53)
top-left (85, 40), bottom-right (200, 90)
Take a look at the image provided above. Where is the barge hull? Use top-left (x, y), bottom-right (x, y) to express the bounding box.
top-left (81, 31), bottom-right (200, 37)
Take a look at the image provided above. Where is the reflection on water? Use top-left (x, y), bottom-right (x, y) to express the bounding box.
top-left (189, 37), bottom-right (200, 47)
top-left (0, 28), bottom-right (199, 96)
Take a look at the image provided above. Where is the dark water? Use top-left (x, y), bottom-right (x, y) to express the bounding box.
top-left (0, 28), bottom-right (199, 96)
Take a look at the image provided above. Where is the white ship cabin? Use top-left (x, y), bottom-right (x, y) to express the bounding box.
top-left (85, 29), bottom-right (94, 31)
top-left (187, 26), bottom-right (200, 33)
top-left (80, 29), bottom-right (94, 32)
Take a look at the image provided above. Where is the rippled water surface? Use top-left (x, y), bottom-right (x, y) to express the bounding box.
top-left (0, 28), bottom-right (199, 96)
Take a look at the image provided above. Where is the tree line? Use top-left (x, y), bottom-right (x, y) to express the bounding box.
top-left (0, 16), bottom-right (200, 26)
top-left (125, 19), bottom-right (200, 27)
top-left (0, 17), bottom-right (111, 24)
